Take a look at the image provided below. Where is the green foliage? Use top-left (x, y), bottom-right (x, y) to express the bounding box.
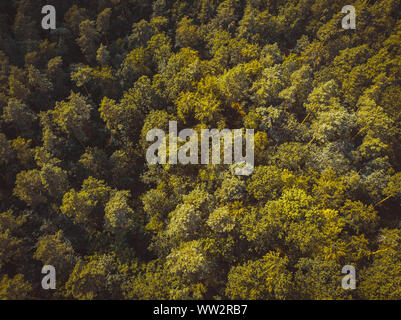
top-left (0, 274), bottom-right (32, 300)
top-left (226, 251), bottom-right (293, 299)
top-left (2, 98), bottom-right (36, 136)
top-left (0, 210), bottom-right (27, 269)
top-left (294, 258), bottom-right (350, 300)
top-left (104, 190), bottom-right (135, 232)
top-left (52, 92), bottom-right (93, 143)
top-left (34, 231), bottom-right (76, 285)
top-left (359, 229), bottom-right (401, 299)
top-left (60, 177), bottom-right (112, 230)
top-left (166, 240), bottom-right (211, 281)
top-left (77, 20), bottom-right (101, 63)
top-left (14, 169), bottom-right (47, 207)
top-left (65, 254), bottom-right (125, 299)
top-left (0, 0), bottom-right (400, 300)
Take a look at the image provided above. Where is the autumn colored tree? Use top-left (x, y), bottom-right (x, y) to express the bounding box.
top-left (0, 0), bottom-right (400, 301)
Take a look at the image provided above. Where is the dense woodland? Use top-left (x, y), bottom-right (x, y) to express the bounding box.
top-left (0, 0), bottom-right (401, 300)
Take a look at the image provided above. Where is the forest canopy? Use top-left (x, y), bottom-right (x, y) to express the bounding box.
top-left (0, 0), bottom-right (401, 300)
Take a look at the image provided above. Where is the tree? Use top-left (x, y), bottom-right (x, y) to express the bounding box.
top-left (64, 5), bottom-right (88, 35)
top-left (247, 165), bottom-right (286, 201)
top-left (2, 98), bottom-right (37, 137)
top-left (11, 137), bottom-right (34, 168)
top-left (8, 67), bottom-right (30, 101)
top-left (104, 190), bottom-right (135, 232)
top-left (206, 206), bottom-right (236, 234)
top-left (294, 257), bottom-right (350, 300)
top-left (0, 210), bottom-right (27, 270)
top-left (99, 79), bottom-right (151, 141)
top-left (381, 172), bottom-right (401, 206)
top-left (164, 187), bottom-right (212, 244)
top-left (215, 175), bottom-right (246, 203)
top-left (76, 20), bottom-right (101, 63)
top-left (356, 96), bottom-right (395, 160)
top-left (96, 44), bottom-right (110, 66)
top-left (359, 228), bottom-right (401, 299)
top-left (96, 8), bottom-right (112, 44)
top-left (52, 92), bottom-right (93, 145)
top-left (304, 80), bottom-right (340, 115)
top-left (27, 65), bottom-right (53, 95)
top-left (34, 231), bottom-right (76, 285)
top-left (176, 89), bottom-right (222, 124)
top-left (120, 47), bottom-right (152, 84)
top-left (79, 147), bottom-right (110, 180)
top-left (225, 251), bottom-right (293, 299)
top-left (212, 0), bottom-right (241, 32)
top-left (158, 48), bottom-right (201, 102)
top-left (165, 203), bottom-right (203, 243)
top-left (0, 274), bottom-right (32, 300)
top-left (310, 106), bottom-right (356, 144)
top-left (0, 134), bottom-right (14, 167)
top-left (65, 254), bottom-right (125, 299)
top-left (175, 17), bottom-right (203, 49)
top-left (60, 177), bottom-right (112, 230)
top-left (166, 240), bottom-right (211, 282)
top-left (251, 64), bottom-right (284, 106)
top-left (14, 170), bottom-right (47, 207)
top-left (128, 19), bottom-right (155, 48)
top-left (0, 0), bottom-right (400, 301)
top-left (147, 33), bottom-right (173, 72)
top-left (123, 260), bottom-right (175, 299)
top-left (70, 64), bottom-right (93, 94)
top-left (39, 163), bottom-right (69, 200)
top-left (279, 65), bottom-right (313, 108)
